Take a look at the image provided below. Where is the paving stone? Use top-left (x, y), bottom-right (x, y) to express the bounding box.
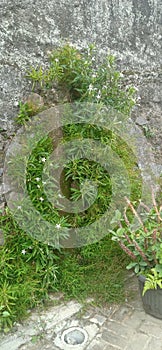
top-left (0, 336), bottom-right (28, 350)
top-left (140, 320), bottom-right (162, 338)
top-left (103, 345), bottom-right (121, 350)
top-left (103, 320), bottom-right (135, 338)
top-left (123, 309), bottom-right (146, 329)
top-left (125, 333), bottom-right (150, 350)
top-left (102, 330), bottom-right (127, 349)
top-left (84, 323), bottom-right (99, 341)
top-left (86, 338), bottom-right (113, 350)
top-left (90, 314), bottom-right (107, 326)
top-left (20, 339), bottom-right (58, 350)
top-left (144, 313), bottom-right (162, 326)
top-left (146, 337), bottom-right (162, 350)
top-left (111, 305), bottom-right (133, 322)
top-left (40, 301), bottom-right (82, 330)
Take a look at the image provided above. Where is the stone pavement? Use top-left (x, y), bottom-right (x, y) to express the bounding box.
top-left (1, 274), bottom-right (162, 350)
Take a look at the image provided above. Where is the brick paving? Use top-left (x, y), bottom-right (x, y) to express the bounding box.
top-left (1, 274), bottom-right (162, 350)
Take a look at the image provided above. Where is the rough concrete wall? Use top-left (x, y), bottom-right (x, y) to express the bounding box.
top-left (0, 0), bottom-right (161, 127)
top-left (0, 0), bottom-right (161, 181)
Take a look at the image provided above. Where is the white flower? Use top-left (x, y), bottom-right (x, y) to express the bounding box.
top-left (55, 58), bottom-right (59, 62)
top-left (17, 205), bottom-right (22, 210)
top-left (55, 223), bottom-right (61, 229)
top-left (96, 91), bottom-right (101, 99)
top-left (41, 157), bottom-right (46, 163)
top-left (92, 73), bottom-right (96, 78)
top-left (36, 177), bottom-right (40, 182)
top-left (39, 197), bottom-right (44, 202)
top-left (21, 249), bottom-right (26, 255)
top-left (88, 84), bottom-right (93, 92)
top-left (42, 181), bottom-right (47, 185)
top-left (37, 185), bottom-right (40, 189)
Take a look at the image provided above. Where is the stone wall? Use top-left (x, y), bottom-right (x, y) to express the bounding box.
top-left (0, 0), bottom-right (162, 204)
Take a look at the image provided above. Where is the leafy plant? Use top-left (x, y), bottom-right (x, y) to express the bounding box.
top-left (110, 190), bottom-right (162, 294)
top-left (16, 101), bottom-right (36, 125)
top-left (27, 43), bottom-right (136, 115)
top-left (0, 211), bottom-right (59, 331)
top-left (142, 268), bottom-right (162, 295)
top-left (0, 43), bottom-right (140, 331)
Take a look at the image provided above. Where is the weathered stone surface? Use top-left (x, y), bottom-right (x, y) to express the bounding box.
top-left (125, 333), bottom-right (150, 350)
top-left (90, 314), bottom-right (107, 326)
top-left (0, 0), bottom-right (161, 191)
top-left (0, 0), bottom-right (161, 130)
top-left (0, 335), bottom-right (29, 350)
top-left (30, 300), bottom-right (82, 330)
top-left (1, 275), bottom-right (162, 350)
top-left (24, 93), bottom-right (44, 111)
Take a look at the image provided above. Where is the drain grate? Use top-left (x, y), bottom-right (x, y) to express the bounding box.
top-left (61, 326), bottom-right (88, 347)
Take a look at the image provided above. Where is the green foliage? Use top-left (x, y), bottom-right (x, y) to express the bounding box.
top-left (27, 43), bottom-right (136, 115)
top-left (22, 126), bottom-right (141, 229)
top-left (110, 196), bottom-right (162, 292)
top-left (143, 268), bottom-right (162, 295)
top-left (0, 211), bottom-right (59, 332)
top-left (16, 101), bottom-right (36, 125)
top-left (55, 236), bottom-right (129, 303)
top-left (0, 210), bottom-right (129, 331)
top-left (142, 125), bottom-right (155, 139)
top-left (2, 43), bottom-right (141, 331)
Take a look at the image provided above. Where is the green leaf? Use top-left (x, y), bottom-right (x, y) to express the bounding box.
top-left (126, 262), bottom-right (137, 270)
top-left (2, 311), bottom-right (10, 318)
top-left (134, 265), bottom-right (140, 274)
top-left (116, 228), bottom-right (125, 237)
top-left (157, 280), bottom-right (162, 288)
top-left (155, 264), bottom-right (162, 277)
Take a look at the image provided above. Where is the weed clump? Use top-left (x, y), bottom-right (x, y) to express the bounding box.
top-left (0, 43), bottom-right (140, 331)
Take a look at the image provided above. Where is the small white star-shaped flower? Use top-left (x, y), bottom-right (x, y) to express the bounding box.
top-left (21, 249), bottom-right (26, 255)
top-left (88, 84), bottom-right (93, 92)
top-left (41, 157), bottom-right (46, 163)
top-left (42, 181), bottom-right (47, 185)
top-left (17, 205), bottom-right (22, 210)
top-left (55, 223), bottom-right (61, 229)
top-left (39, 197), bottom-right (44, 202)
top-left (96, 91), bottom-right (101, 99)
top-left (37, 185), bottom-right (40, 189)
top-left (36, 177), bottom-right (40, 182)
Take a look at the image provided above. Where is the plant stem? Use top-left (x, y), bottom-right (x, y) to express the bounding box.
top-left (119, 241), bottom-right (136, 260)
top-left (132, 239), bottom-right (151, 266)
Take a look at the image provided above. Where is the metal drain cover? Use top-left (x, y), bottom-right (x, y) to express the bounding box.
top-left (61, 326), bottom-right (88, 347)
